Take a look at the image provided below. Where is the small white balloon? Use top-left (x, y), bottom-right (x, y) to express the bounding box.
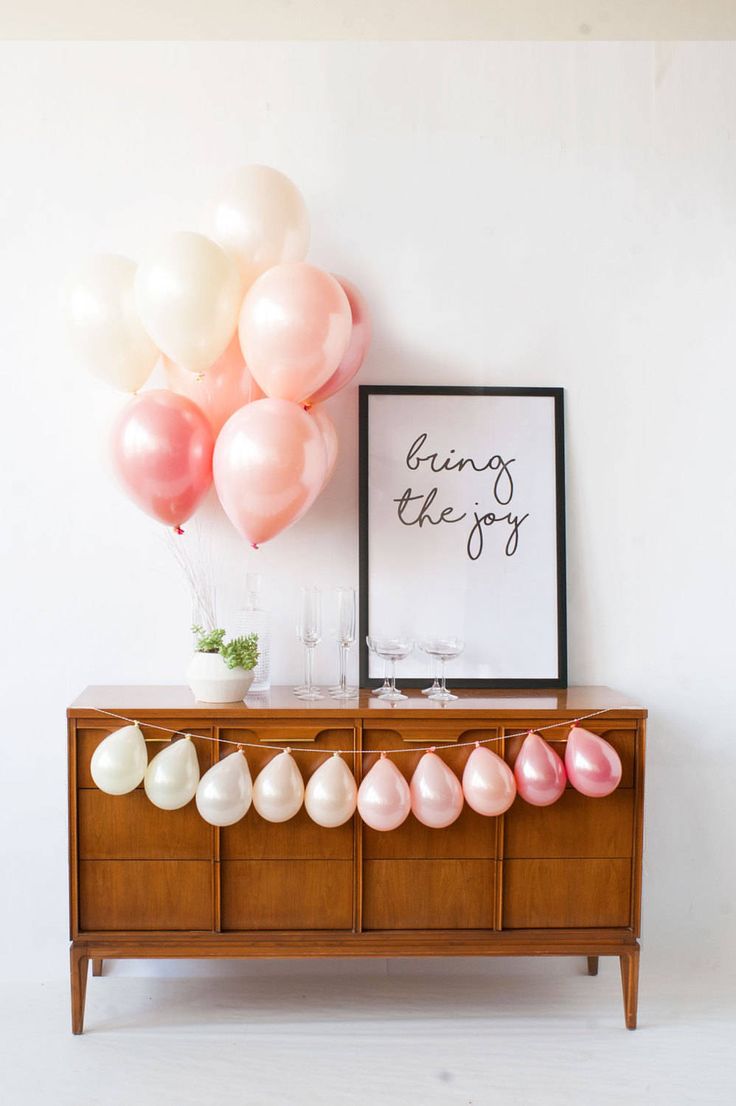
top-left (305, 754), bottom-right (357, 828)
top-left (144, 736), bottom-right (200, 810)
top-left (253, 749), bottom-right (304, 823)
top-left (90, 724), bottom-right (148, 795)
top-left (196, 751), bottom-right (252, 826)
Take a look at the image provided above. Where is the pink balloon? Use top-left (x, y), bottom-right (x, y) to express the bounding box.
top-left (239, 262), bottom-right (352, 403)
top-left (462, 745), bottom-right (516, 816)
top-left (164, 336), bottom-right (264, 436)
top-left (309, 405), bottom-right (338, 489)
top-left (357, 754), bottom-right (410, 832)
top-left (514, 732), bottom-right (567, 807)
top-left (111, 389), bottom-right (213, 529)
top-left (213, 397), bottom-right (327, 547)
top-left (307, 276), bottom-right (371, 404)
top-left (410, 751), bottom-right (464, 829)
top-left (565, 726), bottom-right (622, 798)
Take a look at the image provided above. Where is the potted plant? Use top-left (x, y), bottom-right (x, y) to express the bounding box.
top-left (186, 626), bottom-right (259, 703)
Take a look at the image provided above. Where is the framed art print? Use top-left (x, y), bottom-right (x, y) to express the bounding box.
top-left (358, 386), bottom-right (567, 688)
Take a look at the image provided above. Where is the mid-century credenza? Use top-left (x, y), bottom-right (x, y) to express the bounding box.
top-left (67, 685), bottom-right (646, 1033)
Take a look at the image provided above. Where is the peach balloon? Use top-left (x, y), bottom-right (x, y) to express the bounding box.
top-left (357, 754), bottom-right (410, 832)
top-left (565, 726), bottom-right (622, 798)
top-left (213, 398), bottom-right (327, 547)
top-left (164, 336), bottom-right (264, 436)
top-left (307, 276), bottom-right (371, 404)
top-left (111, 390), bottom-right (214, 529)
top-left (462, 745), bottom-right (517, 816)
top-left (309, 405), bottom-right (338, 489)
top-left (239, 262), bottom-right (352, 403)
top-left (514, 732), bottom-right (567, 807)
top-left (410, 751), bottom-right (464, 829)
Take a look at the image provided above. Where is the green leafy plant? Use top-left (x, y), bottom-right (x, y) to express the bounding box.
top-left (192, 626), bottom-right (226, 653)
top-left (192, 626), bottom-right (259, 671)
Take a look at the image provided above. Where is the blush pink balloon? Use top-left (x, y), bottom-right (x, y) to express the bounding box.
top-left (163, 336), bottom-right (264, 436)
top-left (111, 389), bottom-right (214, 529)
top-left (357, 754), bottom-right (411, 832)
top-left (410, 751), bottom-right (464, 829)
top-left (565, 726), bottom-right (622, 798)
top-left (309, 405), bottom-right (338, 489)
top-left (514, 732), bottom-right (567, 807)
top-left (462, 745), bottom-right (517, 816)
top-left (307, 276), bottom-right (371, 404)
top-left (213, 397), bottom-right (327, 547)
top-left (239, 262), bottom-right (352, 403)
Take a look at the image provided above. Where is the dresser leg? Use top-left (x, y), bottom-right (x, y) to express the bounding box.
top-left (587, 956), bottom-right (599, 976)
top-left (92, 959), bottom-right (103, 977)
top-left (619, 948), bottom-right (639, 1029)
top-left (70, 946), bottom-right (89, 1035)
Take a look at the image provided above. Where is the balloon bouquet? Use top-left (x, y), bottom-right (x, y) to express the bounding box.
top-left (62, 166), bottom-right (371, 545)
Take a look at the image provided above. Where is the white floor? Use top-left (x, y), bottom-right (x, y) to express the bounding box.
top-left (2, 957), bottom-right (735, 1105)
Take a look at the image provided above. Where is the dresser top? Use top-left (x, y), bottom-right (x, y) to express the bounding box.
top-left (68, 685), bottom-right (646, 720)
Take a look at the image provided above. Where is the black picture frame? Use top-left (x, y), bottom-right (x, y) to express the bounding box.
top-left (358, 385), bottom-right (567, 689)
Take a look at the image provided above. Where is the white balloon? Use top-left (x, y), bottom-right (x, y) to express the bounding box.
top-left (134, 231), bottom-right (241, 374)
top-left (144, 736), bottom-right (200, 810)
top-left (253, 749), bottom-right (304, 823)
top-left (205, 165), bottom-right (310, 290)
top-left (195, 751), bottom-right (252, 826)
top-left (90, 723), bottom-right (148, 795)
top-left (61, 255), bottom-right (158, 392)
top-left (305, 754), bottom-right (357, 828)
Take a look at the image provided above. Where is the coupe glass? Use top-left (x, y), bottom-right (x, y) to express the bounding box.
top-left (421, 638), bottom-right (464, 702)
top-left (366, 636), bottom-right (413, 702)
top-left (295, 586), bottom-right (323, 701)
top-left (331, 588), bottom-right (358, 699)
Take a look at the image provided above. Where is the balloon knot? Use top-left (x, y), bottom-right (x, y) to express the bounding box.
top-left (303, 402), bottom-right (312, 412)
top-left (195, 373), bottom-right (205, 383)
top-left (429, 746), bottom-right (436, 754)
top-left (380, 751), bottom-right (387, 759)
top-left (474, 741), bottom-right (480, 748)
top-left (174, 525), bottom-right (185, 535)
top-left (252, 542), bottom-right (259, 550)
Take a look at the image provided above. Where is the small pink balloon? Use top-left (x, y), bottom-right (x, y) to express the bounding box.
top-left (514, 732), bottom-right (566, 807)
top-left (565, 726), bottom-right (622, 798)
top-left (164, 336), bottom-right (264, 436)
top-left (111, 389), bottom-right (213, 529)
top-left (309, 404), bottom-right (338, 489)
top-left (357, 754), bottom-right (411, 832)
top-left (410, 750), bottom-right (464, 829)
top-left (462, 745), bottom-right (517, 816)
top-left (213, 397), bottom-right (327, 547)
top-left (307, 276), bottom-right (371, 404)
top-left (239, 262), bottom-right (352, 403)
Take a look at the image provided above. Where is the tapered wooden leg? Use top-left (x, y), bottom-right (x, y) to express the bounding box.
top-left (70, 945), bottom-right (89, 1035)
top-left (619, 948), bottom-right (640, 1029)
top-left (92, 959), bottom-right (103, 977)
top-left (587, 956), bottom-right (599, 976)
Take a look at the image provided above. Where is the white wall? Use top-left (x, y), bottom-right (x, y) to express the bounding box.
top-left (0, 41), bottom-right (734, 983)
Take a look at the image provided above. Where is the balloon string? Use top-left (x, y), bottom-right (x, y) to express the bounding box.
top-left (87, 705), bottom-right (630, 755)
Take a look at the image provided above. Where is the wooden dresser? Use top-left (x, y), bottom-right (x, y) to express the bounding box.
top-left (67, 685), bottom-right (646, 1033)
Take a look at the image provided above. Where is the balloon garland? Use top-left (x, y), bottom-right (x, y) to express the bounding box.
top-left (89, 708), bottom-right (625, 832)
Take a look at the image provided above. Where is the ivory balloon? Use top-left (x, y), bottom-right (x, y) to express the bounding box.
top-left (565, 726), bottom-right (622, 798)
top-left (206, 165), bottom-right (310, 288)
top-left (111, 389), bottom-right (214, 529)
top-left (239, 262), bottom-right (352, 403)
top-left (357, 755), bottom-right (410, 832)
top-left (307, 277), bottom-right (371, 404)
top-left (253, 750), bottom-right (304, 823)
top-left (213, 398), bottom-right (327, 547)
top-left (164, 336), bottom-right (264, 436)
top-left (305, 753), bottom-right (357, 828)
top-left (195, 751), bottom-right (253, 826)
top-left (62, 254), bottom-right (158, 392)
top-left (462, 745), bottom-right (517, 816)
top-left (309, 405), bottom-right (338, 489)
top-left (144, 737), bottom-right (200, 810)
top-left (410, 751), bottom-right (464, 829)
top-left (514, 732), bottom-right (566, 807)
top-left (135, 231), bottom-right (241, 375)
top-left (90, 724), bottom-right (148, 795)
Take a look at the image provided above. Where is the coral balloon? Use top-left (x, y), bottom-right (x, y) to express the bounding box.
top-left (462, 745), bottom-right (516, 816)
top-left (213, 398), bottom-right (327, 547)
top-left (206, 165), bottom-right (310, 289)
top-left (62, 254), bottom-right (158, 392)
top-left (357, 754), bottom-right (411, 832)
top-left (196, 751), bottom-right (252, 826)
top-left (239, 262), bottom-right (352, 403)
top-left (305, 754), bottom-right (357, 828)
top-left (309, 405), bottom-right (338, 489)
top-left (144, 737), bottom-right (200, 810)
top-left (111, 390), bottom-right (214, 529)
top-left (90, 724), bottom-right (147, 795)
top-left (307, 277), bottom-right (371, 404)
top-left (253, 750), bottom-right (304, 823)
top-left (164, 336), bottom-right (264, 436)
top-left (514, 732), bottom-right (567, 807)
top-left (410, 751), bottom-right (464, 828)
top-left (135, 231), bottom-right (241, 374)
top-left (565, 726), bottom-right (622, 798)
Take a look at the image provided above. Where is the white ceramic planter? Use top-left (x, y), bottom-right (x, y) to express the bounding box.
top-left (186, 652), bottom-right (254, 703)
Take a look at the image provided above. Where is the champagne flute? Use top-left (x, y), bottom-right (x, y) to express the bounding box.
top-left (331, 588), bottom-right (358, 698)
top-left (295, 587), bottom-right (323, 701)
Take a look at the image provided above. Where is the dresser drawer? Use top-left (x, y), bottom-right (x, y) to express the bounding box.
top-left (504, 726), bottom-right (636, 788)
top-left (504, 789), bottom-right (635, 859)
top-left (220, 860), bottom-right (353, 930)
top-left (76, 722), bottom-right (214, 789)
top-left (78, 860), bottom-right (213, 931)
top-left (502, 859), bottom-right (632, 928)
top-left (78, 791), bottom-right (212, 860)
top-left (363, 860), bottom-right (498, 930)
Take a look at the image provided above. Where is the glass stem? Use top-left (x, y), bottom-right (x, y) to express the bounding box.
top-left (305, 645), bottom-right (314, 693)
top-left (338, 644), bottom-right (346, 694)
top-left (440, 658), bottom-right (447, 695)
top-left (302, 646), bottom-right (309, 688)
top-left (390, 658), bottom-right (397, 693)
